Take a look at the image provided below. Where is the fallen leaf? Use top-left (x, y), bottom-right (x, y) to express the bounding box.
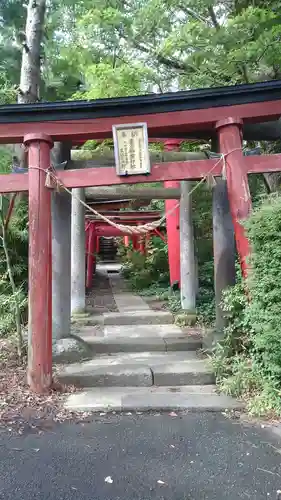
top-left (104, 476), bottom-right (113, 484)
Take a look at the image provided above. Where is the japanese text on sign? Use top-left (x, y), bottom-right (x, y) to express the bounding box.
top-left (112, 123), bottom-right (150, 176)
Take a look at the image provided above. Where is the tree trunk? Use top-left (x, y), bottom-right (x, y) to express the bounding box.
top-left (263, 173), bottom-right (281, 193)
top-left (14, 0), bottom-right (46, 168)
top-left (17, 0), bottom-right (47, 363)
top-left (18, 0), bottom-right (46, 104)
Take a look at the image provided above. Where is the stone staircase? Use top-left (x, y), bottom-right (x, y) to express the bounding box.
top-left (60, 266), bottom-right (242, 412)
top-left (99, 237), bottom-right (117, 261)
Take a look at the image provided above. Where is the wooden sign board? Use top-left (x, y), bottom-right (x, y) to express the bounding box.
top-left (112, 123), bottom-right (150, 176)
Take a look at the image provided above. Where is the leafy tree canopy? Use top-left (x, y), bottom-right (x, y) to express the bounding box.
top-left (0, 0), bottom-right (280, 104)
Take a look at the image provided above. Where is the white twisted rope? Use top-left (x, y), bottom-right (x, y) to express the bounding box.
top-left (41, 149), bottom-right (241, 235)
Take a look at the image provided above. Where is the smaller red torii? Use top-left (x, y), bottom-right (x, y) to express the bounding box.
top-left (85, 210), bottom-right (164, 288)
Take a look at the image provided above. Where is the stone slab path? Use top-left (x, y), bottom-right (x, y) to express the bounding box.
top-left (63, 263), bottom-right (242, 412)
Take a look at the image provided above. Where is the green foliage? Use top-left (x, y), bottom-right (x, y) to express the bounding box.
top-left (0, 195), bottom-right (28, 336)
top-left (120, 226), bottom-right (216, 325)
top-left (1, 0), bottom-right (281, 104)
top-left (196, 262), bottom-right (215, 326)
top-left (212, 195), bottom-right (281, 416)
top-left (66, 0), bottom-right (281, 95)
top-left (0, 149), bottom-right (28, 336)
top-left (121, 236), bottom-right (169, 290)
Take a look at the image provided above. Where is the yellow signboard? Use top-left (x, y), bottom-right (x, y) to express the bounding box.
top-left (112, 123), bottom-right (150, 176)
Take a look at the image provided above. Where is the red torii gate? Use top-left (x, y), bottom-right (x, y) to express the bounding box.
top-left (1, 80), bottom-right (281, 393)
top-left (85, 211), bottom-right (163, 289)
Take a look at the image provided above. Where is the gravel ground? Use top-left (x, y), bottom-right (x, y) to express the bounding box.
top-left (86, 271), bottom-right (118, 314)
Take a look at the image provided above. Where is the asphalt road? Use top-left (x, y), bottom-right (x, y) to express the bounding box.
top-left (1, 412), bottom-right (281, 499)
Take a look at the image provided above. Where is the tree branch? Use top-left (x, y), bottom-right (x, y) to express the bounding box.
top-left (132, 39), bottom-right (191, 72)
top-left (207, 6), bottom-right (220, 30)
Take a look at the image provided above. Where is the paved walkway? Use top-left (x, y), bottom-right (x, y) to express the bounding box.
top-left (65, 264), bottom-right (241, 412)
top-left (1, 413), bottom-right (281, 499)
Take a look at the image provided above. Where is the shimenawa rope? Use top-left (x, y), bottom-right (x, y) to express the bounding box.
top-left (32, 148), bottom-right (241, 235)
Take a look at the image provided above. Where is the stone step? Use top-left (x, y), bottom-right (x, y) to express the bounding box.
top-left (103, 310), bottom-right (174, 326)
top-left (57, 351), bottom-right (214, 388)
top-left (71, 310), bottom-right (175, 327)
top-left (78, 327), bottom-right (202, 354)
top-left (103, 323), bottom-right (182, 337)
top-left (112, 293), bottom-right (150, 313)
top-left (64, 385), bottom-right (244, 412)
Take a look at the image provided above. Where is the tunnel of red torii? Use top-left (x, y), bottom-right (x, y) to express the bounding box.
top-left (84, 210), bottom-right (165, 290)
top-left (2, 79), bottom-right (281, 393)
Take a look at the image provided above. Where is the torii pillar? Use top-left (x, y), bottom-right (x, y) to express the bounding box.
top-left (86, 222), bottom-right (96, 289)
top-left (51, 142), bottom-right (71, 341)
top-left (24, 133), bottom-right (53, 393)
top-left (124, 235), bottom-right (130, 247)
top-left (215, 118), bottom-right (252, 278)
top-left (71, 188), bottom-right (86, 314)
top-left (180, 181), bottom-right (196, 311)
top-left (164, 139), bottom-right (181, 287)
top-left (211, 137), bottom-right (236, 333)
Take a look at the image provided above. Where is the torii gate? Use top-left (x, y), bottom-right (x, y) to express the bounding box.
top-left (85, 210), bottom-right (164, 288)
top-left (1, 80), bottom-right (281, 393)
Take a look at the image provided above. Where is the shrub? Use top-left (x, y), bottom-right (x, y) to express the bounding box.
top-left (120, 235), bottom-right (169, 290)
top-left (0, 196), bottom-right (28, 337)
top-left (213, 195), bottom-right (281, 416)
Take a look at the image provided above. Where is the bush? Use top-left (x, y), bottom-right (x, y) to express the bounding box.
top-left (212, 195), bottom-right (281, 416)
top-left (120, 235), bottom-right (169, 290)
top-left (0, 196), bottom-right (28, 336)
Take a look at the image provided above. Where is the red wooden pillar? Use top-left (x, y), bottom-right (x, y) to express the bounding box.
top-left (215, 118), bottom-right (252, 277)
top-left (124, 235), bottom-right (130, 247)
top-left (132, 234), bottom-right (139, 251)
top-left (164, 139), bottom-right (181, 286)
top-left (96, 235), bottom-right (100, 254)
top-left (85, 224), bottom-right (90, 254)
top-left (24, 132), bottom-right (53, 393)
top-left (86, 223), bottom-right (96, 289)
